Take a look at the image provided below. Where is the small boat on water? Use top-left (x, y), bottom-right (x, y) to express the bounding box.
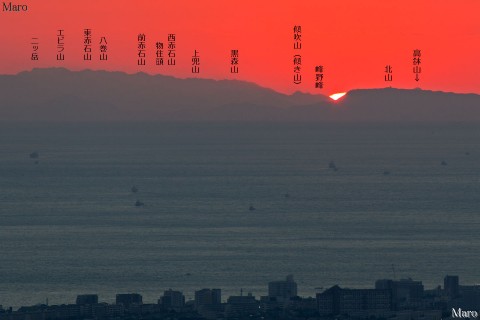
top-left (134, 200), bottom-right (144, 207)
top-left (328, 161), bottom-right (336, 169)
top-left (249, 205), bottom-right (255, 211)
top-left (441, 161), bottom-right (448, 166)
top-left (131, 186), bottom-right (138, 193)
top-left (29, 151), bottom-right (39, 159)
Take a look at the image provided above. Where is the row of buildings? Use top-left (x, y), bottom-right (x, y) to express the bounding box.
top-left (1, 275), bottom-right (479, 320)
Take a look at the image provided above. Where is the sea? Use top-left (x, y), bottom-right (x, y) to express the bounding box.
top-left (1, 122), bottom-right (480, 307)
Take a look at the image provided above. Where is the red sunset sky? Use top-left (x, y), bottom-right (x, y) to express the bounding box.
top-left (0, 0), bottom-right (479, 95)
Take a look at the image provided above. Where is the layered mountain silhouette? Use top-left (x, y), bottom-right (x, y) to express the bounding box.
top-left (0, 68), bottom-right (479, 122)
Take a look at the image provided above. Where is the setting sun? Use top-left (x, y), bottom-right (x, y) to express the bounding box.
top-left (329, 92), bottom-right (347, 101)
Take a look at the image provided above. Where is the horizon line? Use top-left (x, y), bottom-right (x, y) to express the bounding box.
top-left (2, 67), bottom-right (479, 97)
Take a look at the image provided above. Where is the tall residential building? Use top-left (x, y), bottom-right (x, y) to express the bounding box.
top-left (317, 285), bottom-right (391, 317)
top-left (194, 289), bottom-right (223, 320)
top-left (160, 289), bottom-right (185, 309)
top-left (225, 294), bottom-right (259, 318)
top-left (375, 278), bottom-right (424, 310)
top-left (268, 274), bottom-right (298, 302)
top-left (194, 289), bottom-right (222, 308)
top-left (444, 275), bottom-right (460, 298)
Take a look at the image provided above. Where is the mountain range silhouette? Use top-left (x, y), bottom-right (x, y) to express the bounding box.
top-left (0, 68), bottom-right (478, 122)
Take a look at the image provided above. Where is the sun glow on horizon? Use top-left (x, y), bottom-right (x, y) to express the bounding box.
top-left (329, 92), bottom-right (347, 101)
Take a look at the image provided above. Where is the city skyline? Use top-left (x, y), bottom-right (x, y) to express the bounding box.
top-left (0, 274), bottom-right (474, 307)
top-left (1, 273), bottom-right (478, 320)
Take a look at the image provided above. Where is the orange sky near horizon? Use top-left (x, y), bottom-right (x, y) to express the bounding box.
top-left (0, 0), bottom-right (479, 95)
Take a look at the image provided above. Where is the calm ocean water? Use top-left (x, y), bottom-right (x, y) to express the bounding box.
top-left (1, 122), bottom-right (480, 307)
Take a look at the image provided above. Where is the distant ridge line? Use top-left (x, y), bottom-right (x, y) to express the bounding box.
top-left (0, 68), bottom-right (479, 122)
